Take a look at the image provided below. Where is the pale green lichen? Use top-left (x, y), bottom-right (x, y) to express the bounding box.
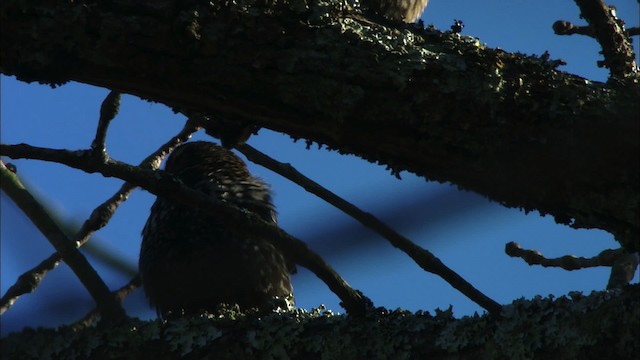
top-left (2, 287), bottom-right (638, 359)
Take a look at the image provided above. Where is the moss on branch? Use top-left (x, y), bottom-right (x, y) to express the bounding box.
top-left (2, 286), bottom-right (638, 360)
top-left (1, 0), bottom-right (638, 249)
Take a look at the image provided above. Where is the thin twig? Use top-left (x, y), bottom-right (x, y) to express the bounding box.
top-left (0, 161), bottom-right (125, 321)
top-left (505, 241), bottom-right (624, 270)
top-left (0, 142), bottom-right (372, 315)
top-left (0, 120), bottom-right (198, 314)
top-left (91, 91), bottom-right (121, 159)
top-left (71, 275), bottom-right (141, 332)
top-left (237, 144), bottom-right (503, 316)
top-left (0, 251), bottom-right (62, 315)
top-left (506, 241), bottom-right (639, 289)
top-left (74, 118), bottom-right (200, 246)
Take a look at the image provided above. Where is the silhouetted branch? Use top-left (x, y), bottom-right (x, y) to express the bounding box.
top-left (506, 241), bottom-right (639, 289)
top-left (237, 144), bottom-right (502, 315)
top-left (71, 275), bottom-right (141, 331)
top-left (0, 142), bottom-right (372, 315)
top-left (2, 286), bottom-right (639, 359)
top-left (0, 246), bottom-right (61, 315)
top-left (0, 161), bottom-right (125, 321)
top-left (0, 120), bottom-right (198, 315)
top-left (1, 0), bottom-right (638, 251)
top-left (506, 241), bottom-right (622, 270)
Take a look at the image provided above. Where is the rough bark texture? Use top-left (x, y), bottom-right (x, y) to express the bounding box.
top-left (1, 0), bottom-right (638, 358)
top-left (1, 0), bottom-right (638, 251)
top-left (2, 286), bottom-right (639, 360)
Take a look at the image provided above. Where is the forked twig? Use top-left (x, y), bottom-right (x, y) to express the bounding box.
top-left (0, 120), bottom-right (198, 315)
top-left (0, 142), bottom-right (372, 315)
top-left (505, 241), bottom-right (638, 289)
top-left (0, 161), bottom-right (125, 321)
top-left (71, 275), bottom-right (141, 331)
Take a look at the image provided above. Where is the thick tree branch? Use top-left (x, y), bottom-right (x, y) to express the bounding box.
top-left (1, 1), bottom-right (638, 250)
top-left (1, 285), bottom-right (638, 360)
top-left (0, 143), bottom-right (372, 315)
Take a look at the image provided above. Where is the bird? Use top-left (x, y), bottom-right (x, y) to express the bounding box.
top-left (362, 0), bottom-right (429, 23)
top-left (139, 141), bottom-right (294, 318)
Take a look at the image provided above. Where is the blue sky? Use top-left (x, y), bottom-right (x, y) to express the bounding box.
top-left (1, 0), bottom-right (638, 335)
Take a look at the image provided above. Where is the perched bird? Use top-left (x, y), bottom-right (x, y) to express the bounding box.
top-left (139, 141), bottom-right (294, 318)
top-left (362, 0), bottom-right (429, 23)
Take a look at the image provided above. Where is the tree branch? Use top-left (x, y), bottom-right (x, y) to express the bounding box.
top-left (0, 120), bottom-right (197, 314)
top-left (70, 275), bottom-right (141, 332)
top-left (0, 143), bottom-right (372, 315)
top-left (505, 241), bottom-right (623, 270)
top-left (572, 0), bottom-right (638, 79)
top-left (0, 161), bottom-right (125, 321)
top-left (1, 0), bottom-right (637, 251)
top-left (1, 285), bottom-right (638, 359)
top-left (237, 144), bottom-right (502, 315)
top-left (0, 0), bottom-right (640, 251)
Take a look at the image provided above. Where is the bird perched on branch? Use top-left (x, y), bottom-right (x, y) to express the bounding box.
top-left (139, 141), bottom-right (294, 318)
top-left (363, 0), bottom-right (429, 23)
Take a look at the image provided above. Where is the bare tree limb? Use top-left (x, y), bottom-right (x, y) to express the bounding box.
top-left (1, 0), bottom-right (637, 251)
top-left (572, 0), bottom-right (638, 79)
top-left (70, 275), bottom-right (141, 332)
top-left (505, 241), bottom-right (622, 270)
top-left (2, 285), bottom-right (638, 359)
top-left (506, 240), bottom-right (639, 289)
top-left (237, 144), bottom-right (502, 315)
top-left (0, 120), bottom-right (197, 314)
top-left (0, 143), bottom-right (373, 315)
top-left (0, 161), bottom-right (125, 321)
top-left (0, 247), bottom-right (61, 315)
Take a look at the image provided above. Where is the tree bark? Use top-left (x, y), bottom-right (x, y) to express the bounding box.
top-left (1, 0), bottom-right (638, 250)
top-left (1, 1), bottom-right (639, 357)
top-left (1, 285), bottom-right (639, 360)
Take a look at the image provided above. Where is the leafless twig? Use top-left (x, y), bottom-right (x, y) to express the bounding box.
top-left (0, 161), bottom-right (125, 321)
top-left (0, 120), bottom-right (198, 315)
top-left (505, 241), bottom-right (638, 289)
top-left (0, 142), bottom-right (372, 315)
top-left (237, 144), bottom-right (502, 316)
top-left (71, 275), bottom-right (141, 331)
top-left (505, 241), bottom-right (623, 270)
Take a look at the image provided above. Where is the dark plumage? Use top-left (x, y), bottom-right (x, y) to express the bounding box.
top-left (139, 141), bottom-right (294, 317)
